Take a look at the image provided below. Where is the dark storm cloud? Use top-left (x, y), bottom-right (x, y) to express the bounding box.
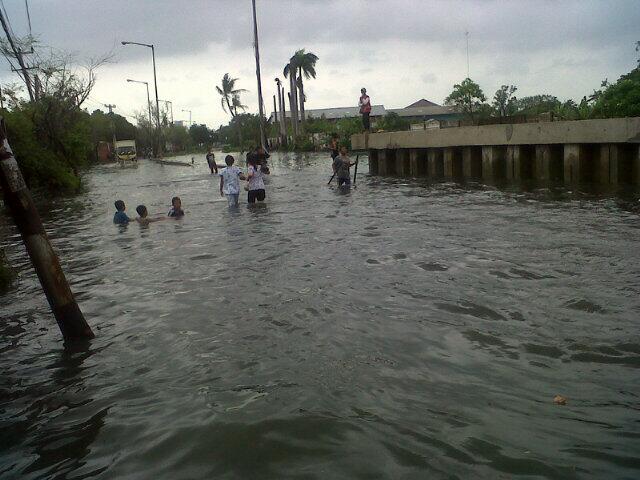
top-left (6, 0), bottom-right (639, 61)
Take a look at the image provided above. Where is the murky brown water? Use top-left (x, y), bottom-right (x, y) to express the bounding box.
top-left (1, 153), bottom-right (640, 479)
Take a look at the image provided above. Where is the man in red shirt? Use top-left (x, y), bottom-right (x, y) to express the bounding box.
top-left (359, 88), bottom-right (371, 132)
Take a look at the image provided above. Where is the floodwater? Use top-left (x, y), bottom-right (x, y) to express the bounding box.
top-left (1, 152), bottom-right (640, 479)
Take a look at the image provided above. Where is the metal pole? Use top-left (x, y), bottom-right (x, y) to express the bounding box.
top-left (151, 45), bottom-right (161, 156)
top-left (145, 83), bottom-right (153, 152)
top-left (251, 0), bottom-right (266, 149)
top-left (0, 118), bottom-right (94, 341)
top-left (273, 95), bottom-right (277, 123)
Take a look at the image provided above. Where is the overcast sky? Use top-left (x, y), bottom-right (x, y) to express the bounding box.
top-left (1, 0), bottom-right (638, 128)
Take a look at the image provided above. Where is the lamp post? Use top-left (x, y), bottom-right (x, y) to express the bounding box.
top-left (159, 99), bottom-right (173, 124)
top-left (126, 79), bottom-right (153, 152)
top-left (251, 0), bottom-right (266, 149)
top-left (121, 41), bottom-right (161, 157)
top-left (181, 109), bottom-right (192, 127)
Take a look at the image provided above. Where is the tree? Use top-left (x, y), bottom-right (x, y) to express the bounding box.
top-left (283, 61), bottom-right (299, 135)
top-left (591, 67), bottom-right (640, 118)
top-left (189, 124), bottom-right (213, 146)
top-left (492, 85), bottom-right (517, 117)
top-left (378, 112), bottom-right (410, 132)
top-left (288, 49), bottom-right (319, 131)
top-left (444, 78), bottom-right (487, 120)
top-left (512, 95), bottom-right (561, 115)
top-left (216, 74), bottom-right (247, 118)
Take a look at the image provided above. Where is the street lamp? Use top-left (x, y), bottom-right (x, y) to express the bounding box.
top-left (181, 109), bottom-right (192, 127)
top-left (159, 99), bottom-right (173, 124)
top-left (126, 79), bottom-right (153, 155)
top-left (122, 41), bottom-right (161, 156)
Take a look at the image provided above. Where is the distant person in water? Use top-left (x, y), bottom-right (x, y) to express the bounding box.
top-left (219, 155), bottom-right (246, 207)
top-left (332, 146), bottom-right (355, 187)
top-left (135, 205), bottom-right (165, 225)
top-left (359, 88), bottom-right (371, 132)
top-left (246, 145), bottom-right (270, 167)
top-left (206, 150), bottom-right (217, 174)
top-left (329, 133), bottom-right (339, 160)
top-left (167, 196), bottom-right (185, 218)
top-left (246, 154), bottom-right (270, 204)
top-left (113, 200), bottom-right (131, 225)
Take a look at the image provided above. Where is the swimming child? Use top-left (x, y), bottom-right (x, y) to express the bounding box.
top-left (113, 200), bottom-right (131, 224)
top-left (167, 196), bottom-right (185, 218)
top-left (136, 205), bottom-right (166, 225)
top-left (219, 155), bottom-right (246, 207)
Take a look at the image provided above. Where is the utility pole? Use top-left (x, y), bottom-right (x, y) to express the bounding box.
top-left (122, 41), bottom-right (162, 157)
top-left (465, 30), bottom-right (470, 79)
top-left (103, 104), bottom-right (117, 160)
top-left (251, 0), bottom-right (267, 149)
top-left (0, 9), bottom-right (35, 101)
top-left (104, 103), bottom-right (116, 114)
top-left (0, 118), bottom-right (94, 341)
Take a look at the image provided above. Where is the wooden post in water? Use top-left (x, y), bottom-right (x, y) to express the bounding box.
top-left (0, 118), bottom-right (94, 342)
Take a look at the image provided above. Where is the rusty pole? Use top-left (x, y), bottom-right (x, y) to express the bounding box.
top-left (0, 118), bottom-right (94, 341)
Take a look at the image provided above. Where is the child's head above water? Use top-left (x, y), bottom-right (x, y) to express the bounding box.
top-left (136, 205), bottom-right (148, 217)
top-left (171, 196), bottom-right (181, 209)
top-left (114, 200), bottom-right (125, 211)
top-left (225, 155), bottom-right (234, 166)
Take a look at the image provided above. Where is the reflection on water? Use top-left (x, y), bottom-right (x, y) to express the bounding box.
top-left (1, 153), bottom-right (640, 479)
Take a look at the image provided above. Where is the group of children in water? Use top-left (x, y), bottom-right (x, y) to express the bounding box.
top-left (113, 148), bottom-right (272, 225)
top-left (113, 196), bottom-right (184, 226)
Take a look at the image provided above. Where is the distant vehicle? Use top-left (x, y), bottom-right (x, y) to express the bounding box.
top-left (115, 140), bottom-right (137, 164)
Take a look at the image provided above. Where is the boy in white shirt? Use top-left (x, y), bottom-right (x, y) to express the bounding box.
top-left (219, 155), bottom-right (246, 207)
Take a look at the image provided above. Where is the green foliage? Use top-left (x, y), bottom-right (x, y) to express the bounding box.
top-left (335, 117), bottom-right (363, 149)
top-left (4, 106), bottom-right (81, 193)
top-left (164, 124), bottom-right (192, 152)
top-left (512, 94), bottom-right (561, 115)
top-left (189, 124), bottom-right (214, 146)
top-left (377, 112), bottom-right (409, 132)
top-left (444, 78), bottom-right (487, 119)
top-left (492, 85), bottom-right (518, 117)
top-left (591, 67), bottom-right (640, 118)
top-left (217, 113), bottom-right (263, 149)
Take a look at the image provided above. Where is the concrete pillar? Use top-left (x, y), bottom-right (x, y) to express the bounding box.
top-left (397, 150), bottom-right (411, 177)
top-left (462, 146), bottom-right (482, 178)
top-left (596, 144), bottom-right (631, 184)
top-left (427, 148), bottom-right (444, 177)
top-left (386, 150), bottom-right (397, 175)
top-left (369, 150), bottom-right (379, 175)
top-left (444, 148), bottom-right (463, 178)
top-left (409, 149), bottom-right (427, 177)
top-left (481, 146), bottom-right (506, 181)
top-left (378, 149), bottom-right (389, 176)
top-left (633, 145), bottom-right (640, 185)
top-left (534, 145), bottom-right (563, 182)
top-left (506, 145), bottom-right (533, 181)
top-left (564, 144), bottom-right (593, 183)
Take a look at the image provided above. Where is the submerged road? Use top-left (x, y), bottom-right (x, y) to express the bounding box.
top-left (1, 152), bottom-right (639, 479)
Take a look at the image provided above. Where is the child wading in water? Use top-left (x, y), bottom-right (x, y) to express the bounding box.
top-left (135, 205), bottom-right (166, 226)
top-left (167, 196), bottom-right (185, 218)
top-left (332, 146), bottom-right (356, 187)
top-left (219, 155), bottom-right (246, 207)
top-left (246, 154), bottom-right (270, 204)
top-left (113, 200), bottom-right (131, 224)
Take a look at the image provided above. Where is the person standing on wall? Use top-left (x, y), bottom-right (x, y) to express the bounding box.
top-left (359, 88), bottom-right (371, 132)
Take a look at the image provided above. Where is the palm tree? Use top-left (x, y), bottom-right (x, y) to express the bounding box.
top-left (283, 61), bottom-right (299, 135)
top-left (216, 73), bottom-right (247, 119)
top-left (290, 49), bottom-right (318, 131)
top-left (231, 94), bottom-right (247, 116)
